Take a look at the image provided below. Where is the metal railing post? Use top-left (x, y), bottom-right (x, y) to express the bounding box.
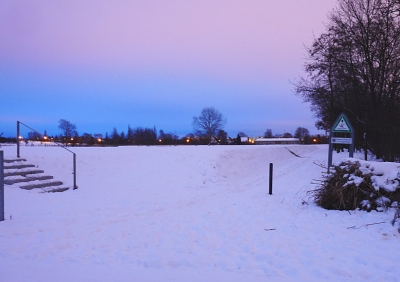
top-left (73, 153), bottom-right (77, 189)
top-left (17, 121), bottom-right (78, 190)
top-left (17, 121), bottom-right (20, 158)
top-left (0, 151), bottom-right (5, 221)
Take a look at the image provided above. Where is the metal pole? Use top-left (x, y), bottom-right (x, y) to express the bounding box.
top-left (328, 133), bottom-right (333, 173)
top-left (269, 163), bottom-right (273, 195)
top-left (17, 121), bottom-right (20, 158)
top-left (73, 153), bottom-right (77, 189)
top-left (0, 151), bottom-right (5, 221)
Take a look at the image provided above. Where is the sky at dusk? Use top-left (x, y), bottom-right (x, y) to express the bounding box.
top-left (1, 0), bottom-right (337, 139)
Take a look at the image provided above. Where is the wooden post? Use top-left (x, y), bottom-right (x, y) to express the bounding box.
top-left (73, 153), bottom-right (77, 190)
top-left (269, 163), bottom-right (273, 195)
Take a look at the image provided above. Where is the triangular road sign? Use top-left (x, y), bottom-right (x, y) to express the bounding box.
top-left (332, 114), bottom-right (352, 133)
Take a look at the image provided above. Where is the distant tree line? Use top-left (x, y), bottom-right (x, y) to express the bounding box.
top-left (16, 124), bottom-right (324, 147)
top-left (8, 109), bottom-right (324, 147)
top-left (0, 136), bottom-right (16, 143)
top-left (261, 127), bottom-right (327, 144)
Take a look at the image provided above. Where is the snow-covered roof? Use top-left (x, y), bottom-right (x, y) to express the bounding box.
top-left (255, 138), bottom-right (300, 142)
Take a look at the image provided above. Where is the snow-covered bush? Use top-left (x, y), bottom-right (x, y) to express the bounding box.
top-left (312, 159), bottom-right (400, 211)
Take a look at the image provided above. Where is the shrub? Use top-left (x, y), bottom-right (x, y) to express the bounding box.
top-left (311, 160), bottom-right (400, 211)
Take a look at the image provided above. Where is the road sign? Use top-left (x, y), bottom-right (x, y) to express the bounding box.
top-left (328, 113), bottom-right (355, 172)
top-left (331, 137), bottom-right (352, 144)
top-left (332, 114), bottom-right (352, 133)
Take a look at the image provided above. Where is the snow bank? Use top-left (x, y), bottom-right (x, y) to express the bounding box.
top-left (345, 159), bottom-right (400, 192)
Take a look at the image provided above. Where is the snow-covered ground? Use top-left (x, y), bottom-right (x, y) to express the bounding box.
top-left (0, 144), bottom-right (399, 282)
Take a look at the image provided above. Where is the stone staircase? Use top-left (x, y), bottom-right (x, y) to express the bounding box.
top-left (3, 158), bottom-right (70, 193)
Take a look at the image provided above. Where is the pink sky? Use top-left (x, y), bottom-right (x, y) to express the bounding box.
top-left (1, 0), bottom-right (337, 137)
top-left (1, 0), bottom-right (335, 78)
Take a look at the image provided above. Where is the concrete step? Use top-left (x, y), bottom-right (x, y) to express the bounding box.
top-left (4, 170), bottom-right (45, 177)
top-left (42, 186), bottom-right (70, 193)
top-left (4, 175), bottom-right (54, 185)
top-left (4, 164), bottom-right (36, 169)
top-left (20, 181), bottom-right (63, 190)
top-left (3, 158), bottom-right (70, 193)
top-left (4, 158), bottom-right (27, 163)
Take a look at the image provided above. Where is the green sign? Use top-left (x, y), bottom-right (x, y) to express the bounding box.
top-left (328, 113), bottom-right (355, 172)
top-left (332, 114), bottom-right (352, 133)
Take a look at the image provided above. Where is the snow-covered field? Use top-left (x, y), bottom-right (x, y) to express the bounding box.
top-left (0, 144), bottom-right (399, 282)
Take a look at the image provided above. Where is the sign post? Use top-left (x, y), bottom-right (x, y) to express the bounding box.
top-left (328, 113), bottom-right (354, 172)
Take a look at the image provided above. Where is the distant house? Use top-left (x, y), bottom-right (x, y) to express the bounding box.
top-left (254, 137), bottom-right (300, 145)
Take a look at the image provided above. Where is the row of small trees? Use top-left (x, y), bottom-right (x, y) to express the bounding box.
top-left (262, 127), bottom-right (310, 140)
top-left (22, 126), bottom-right (319, 146)
top-left (19, 108), bottom-right (315, 146)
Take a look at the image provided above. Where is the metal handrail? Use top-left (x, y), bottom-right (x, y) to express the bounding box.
top-left (16, 121), bottom-right (77, 190)
top-left (0, 150), bottom-right (4, 221)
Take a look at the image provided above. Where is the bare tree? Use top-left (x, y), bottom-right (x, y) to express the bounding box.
top-left (158, 129), bottom-right (179, 145)
top-left (295, 0), bottom-right (400, 160)
top-left (282, 132), bottom-right (293, 138)
top-left (217, 129), bottom-right (228, 144)
top-left (192, 107), bottom-right (226, 143)
top-left (28, 131), bottom-right (42, 141)
top-left (81, 133), bottom-right (94, 146)
top-left (58, 119), bottom-right (77, 142)
top-left (294, 127), bottom-right (310, 143)
top-left (111, 127), bottom-right (120, 145)
top-left (94, 133), bottom-right (103, 140)
top-left (131, 127), bottom-right (157, 145)
top-left (264, 129), bottom-right (273, 138)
